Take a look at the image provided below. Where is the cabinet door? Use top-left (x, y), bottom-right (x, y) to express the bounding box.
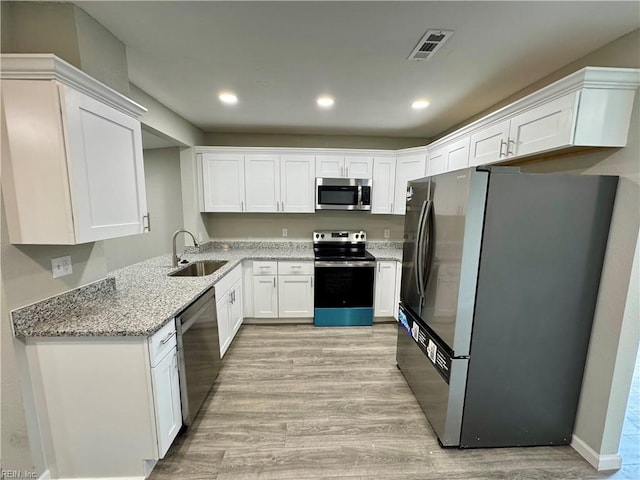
top-left (280, 155), bottom-right (315, 213)
top-left (447, 137), bottom-right (471, 172)
top-left (371, 157), bottom-right (396, 214)
top-left (394, 263), bottom-right (402, 320)
top-left (374, 261), bottom-right (397, 317)
top-left (316, 156), bottom-right (344, 177)
top-left (230, 280), bottom-right (244, 334)
top-left (62, 85), bottom-right (148, 243)
top-left (508, 93), bottom-right (577, 158)
top-left (151, 349), bottom-right (182, 458)
top-left (345, 156), bottom-right (373, 178)
top-left (245, 154), bottom-right (280, 212)
top-left (393, 154), bottom-right (427, 215)
top-left (427, 147), bottom-right (447, 177)
top-left (469, 121), bottom-right (509, 167)
top-left (201, 153), bottom-right (245, 212)
top-left (252, 275), bottom-right (278, 318)
top-left (278, 275), bottom-right (314, 318)
top-left (216, 296), bottom-right (232, 357)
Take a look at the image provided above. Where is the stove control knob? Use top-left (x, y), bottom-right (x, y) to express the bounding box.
top-left (321, 234), bottom-right (325, 238)
top-left (315, 233), bottom-right (319, 239)
top-left (355, 234), bottom-right (359, 239)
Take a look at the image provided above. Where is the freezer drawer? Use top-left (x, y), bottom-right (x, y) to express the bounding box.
top-left (396, 305), bottom-right (468, 446)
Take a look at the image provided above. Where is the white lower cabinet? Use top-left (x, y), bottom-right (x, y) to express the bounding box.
top-left (251, 261), bottom-right (314, 319)
top-left (278, 275), bottom-right (314, 317)
top-left (253, 275), bottom-right (279, 317)
top-left (150, 342), bottom-right (182, 458)
top-left (374, 261), bottom-right (398, 317)
top-left (23, 320), bottom-right (182, 479)
top-left (215, 264), bottom-right (244, 357)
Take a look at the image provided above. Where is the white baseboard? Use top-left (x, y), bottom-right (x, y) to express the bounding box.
top-left (38, 470), bottom-right (51, 480)
top-left (571, 434), bottom-right (623, 471)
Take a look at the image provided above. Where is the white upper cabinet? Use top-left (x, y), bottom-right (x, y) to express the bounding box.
top-left (469, 121), bottom-right (511, 167)
top-left (463, 68), bottom-right (639, 167)
top-left (428, 137), bottom-right (470, 174)
top-left (469, 94), bottom-right (576, 166)
top-left (371, 156), bottom-right (396, 214)
top-left (245, 154), bottom-right (280, 212)
top-left (200, 150), bottom-right (315, 213)
top-left (280, 154), bottom-right (315, 213)
top-left (201, 153), bottom-right (245, 212)
top-left (316, 155), bottom-right (344, 177)
top-left (393, 151), bottom-right (427, 215)
top-left (316, 155), bottom-right (373, 178)
top-left (344, 156), bottom-right (373, 178)
top-left (1, 54), bottom-right (148, 245)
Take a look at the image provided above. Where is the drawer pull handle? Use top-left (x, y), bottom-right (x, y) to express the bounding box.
top-left (291, 266), bottom-right (301, 269)
top-left (160, 331), bottom-right (176, 345)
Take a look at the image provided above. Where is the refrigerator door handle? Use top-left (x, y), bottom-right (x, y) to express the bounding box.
top-left (415, 199), bottom-right (429, 303)
top-left (421, 200), bottom-right (435, 296)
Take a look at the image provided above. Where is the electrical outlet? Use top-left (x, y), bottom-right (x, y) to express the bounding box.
top-left (51, 256), bottom-right (72, 278)
top-left (282, 228), bottom-right (288, 237)
top-left (384, 229), bottom-right (390, 239)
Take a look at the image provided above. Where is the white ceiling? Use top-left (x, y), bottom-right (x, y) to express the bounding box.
top-left (75, 1), bottom-right (639, 139)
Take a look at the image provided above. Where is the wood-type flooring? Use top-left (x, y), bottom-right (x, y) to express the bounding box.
top-left (149, 324), bottom-right (637, 479)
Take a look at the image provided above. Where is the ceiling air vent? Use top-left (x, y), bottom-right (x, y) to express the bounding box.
top-left (407, 29), bottom-right (454, 61)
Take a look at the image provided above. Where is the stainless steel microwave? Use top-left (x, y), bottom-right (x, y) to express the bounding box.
top-left (316, 178), bottom-right (371, 211)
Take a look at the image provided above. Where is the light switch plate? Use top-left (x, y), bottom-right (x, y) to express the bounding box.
top-left (51, 256), bottom-right (72, 278)
top-left (282, 228), bottom-right (288, 237)
top-left (384, 229), bottom-right (390, 239)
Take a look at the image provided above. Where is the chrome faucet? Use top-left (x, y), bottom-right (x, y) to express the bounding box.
top-left (172, 230), bottom-right (199, 267)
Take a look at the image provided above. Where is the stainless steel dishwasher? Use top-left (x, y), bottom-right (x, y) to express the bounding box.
top-left (176, 287), bottom-right (221, 426)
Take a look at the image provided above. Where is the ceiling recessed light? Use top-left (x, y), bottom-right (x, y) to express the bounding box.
top-left (219, 92), bottom-right (238, 105)
top-left (317, 96), bottom-right (335, 108)
top-left (412, 99), bottom-right (430, 110)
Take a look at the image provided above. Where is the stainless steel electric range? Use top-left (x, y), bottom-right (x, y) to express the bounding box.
top-left (313, 230), bottom-right (376, 327)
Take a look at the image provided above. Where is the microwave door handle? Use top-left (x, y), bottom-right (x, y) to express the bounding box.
top-left (357, 185), bottom-right (362, 205)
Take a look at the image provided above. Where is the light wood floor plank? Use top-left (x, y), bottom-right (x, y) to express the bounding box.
top-left (149, 323), bottom-right (615, 480)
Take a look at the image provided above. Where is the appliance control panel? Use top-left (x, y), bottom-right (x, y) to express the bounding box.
top-left (313, 231), bottom-right (366, 244)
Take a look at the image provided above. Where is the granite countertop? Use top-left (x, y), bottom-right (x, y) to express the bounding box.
top-left (11, 241), bottom-right (402, 339)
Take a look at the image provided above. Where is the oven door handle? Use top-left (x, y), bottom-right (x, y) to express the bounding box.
top-left (315, 261), bottom-right (376, 268)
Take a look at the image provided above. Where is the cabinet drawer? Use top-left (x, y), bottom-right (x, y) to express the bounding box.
top-left (278, 261), bottom-right (314, 275)
top-left (148, 320), bottom-right (177, 367)
top-left (253, 261), bottom-right (278, 275)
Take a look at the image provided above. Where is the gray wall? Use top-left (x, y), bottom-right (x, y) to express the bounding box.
top-left (204, 212), bottom-right (405, 241)
top-left (205, 132), bottom-right (429, 149)
top-left (103, 148), bottom-right (185, 272)
top-left (0, 1), bottom-right (129, 94)
top-left (507, 29), bottom-right (640, 458)
top-left (0, 4), bottom-right (192, 474)
top-left (1, 2), bottom-right (126, 473)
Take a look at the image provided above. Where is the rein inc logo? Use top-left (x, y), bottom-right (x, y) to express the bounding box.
top-left (1, 469), bottom-right (36, 479)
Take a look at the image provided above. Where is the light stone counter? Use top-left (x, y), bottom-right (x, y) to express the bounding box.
top-left (12, 241), bottom-right (402, 338)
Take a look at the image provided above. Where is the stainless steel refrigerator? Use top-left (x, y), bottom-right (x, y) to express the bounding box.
top-left (396, 166), bottom-right (617, 448)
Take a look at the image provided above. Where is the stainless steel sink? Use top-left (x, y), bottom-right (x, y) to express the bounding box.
top-left (168, 260), bottom-right (227, 277)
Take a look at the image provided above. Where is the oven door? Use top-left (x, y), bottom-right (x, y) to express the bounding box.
top-left (314, 260), bottom-right (375, 326)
